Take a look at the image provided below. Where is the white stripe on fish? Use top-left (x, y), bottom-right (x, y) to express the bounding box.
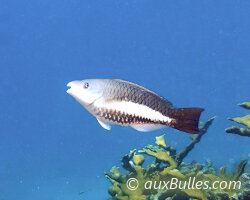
top-left (95, 99), bottom-right (173, 124)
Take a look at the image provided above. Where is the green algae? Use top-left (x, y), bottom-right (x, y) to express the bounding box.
top-left (226, 126), bottom-right (250, 137)
top-left (105, 117), bottom-right (249, 200)
top-left (226, 102), bottom-right (250, 137)
top-left (238, 102), bottom-right (250, 110)
top-left (228, 115), bottom-right (250, 129)
top-left (105, 115), bottom-right (250, 200)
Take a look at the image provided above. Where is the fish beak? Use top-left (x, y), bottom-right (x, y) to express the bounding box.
top-left (66, 82), bottom-right (72, 94)
top-left (66, 81), bottom-right (81, 94)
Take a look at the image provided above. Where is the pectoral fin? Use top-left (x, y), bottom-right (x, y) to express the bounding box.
top-left (97, 118), bottom-right (111, 131)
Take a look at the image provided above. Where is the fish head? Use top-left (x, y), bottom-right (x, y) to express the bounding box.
top-left (67, 79), bottom-right (105, 106)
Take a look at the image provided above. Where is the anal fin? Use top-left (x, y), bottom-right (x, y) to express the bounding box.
top-left (131, 124), bottom-right (165, 132)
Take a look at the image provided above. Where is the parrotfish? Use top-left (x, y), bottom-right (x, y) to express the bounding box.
top-left (66, 79), bottom-right (204, 134)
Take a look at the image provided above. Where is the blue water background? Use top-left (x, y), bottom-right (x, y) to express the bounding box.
top-left (1, 1), bottom-right (250, 199)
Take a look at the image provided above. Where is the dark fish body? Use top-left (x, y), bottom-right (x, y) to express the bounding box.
top-left (67, 79), bottom-right (204, 134)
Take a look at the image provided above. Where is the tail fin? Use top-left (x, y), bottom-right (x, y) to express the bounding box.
top-left (170, 108), bottom-right (204, 134)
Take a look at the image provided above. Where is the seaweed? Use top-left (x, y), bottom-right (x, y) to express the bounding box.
top-left (226, 101), bottom-right (250, 137)
top-left (105, 116), bottom-right (250, 199)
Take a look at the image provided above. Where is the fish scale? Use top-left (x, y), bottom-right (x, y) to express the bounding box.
top-left (94, 107), bottom-right (164, 125)
top-left (102, 79), bottom-right (173, 116)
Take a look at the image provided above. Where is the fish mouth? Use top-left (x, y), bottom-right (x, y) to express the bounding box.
top-left (66, 82), bottom-right (72, 94)
top-left (66, 81), bottom-right (80, 94)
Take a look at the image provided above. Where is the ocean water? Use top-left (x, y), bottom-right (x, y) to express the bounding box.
top-left (0, 1), bottom-right (250, 199)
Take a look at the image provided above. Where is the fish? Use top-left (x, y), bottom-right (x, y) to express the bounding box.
top-left (66, 79), bottom-right (204, 134)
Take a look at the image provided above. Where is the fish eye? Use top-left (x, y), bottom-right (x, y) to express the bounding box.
top-left (84, 82), bottom-right (89, 89)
